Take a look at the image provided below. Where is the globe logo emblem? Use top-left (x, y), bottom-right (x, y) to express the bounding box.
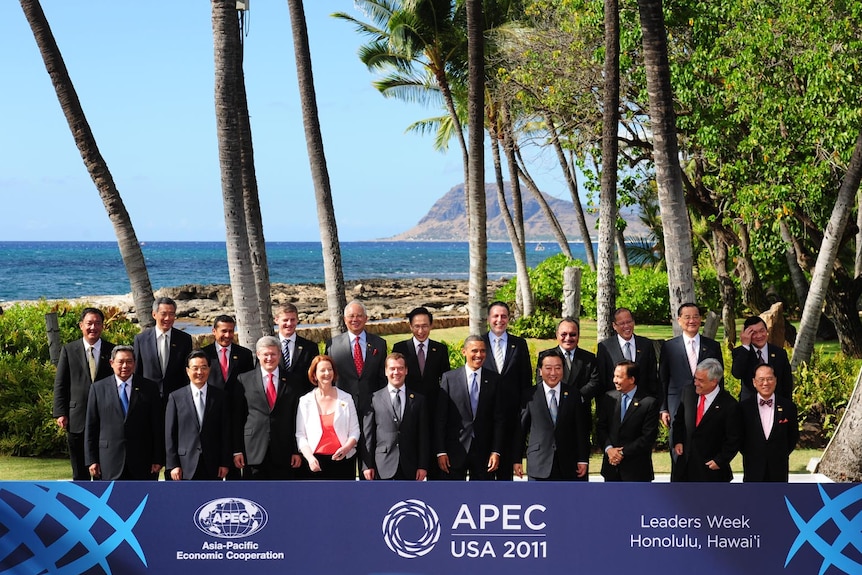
top-left (786, 484), bottom-right (862, 573)
top-left (382, 499), bottom-right (440, 558)
top-left (194, 498), bottom-right (268, 538)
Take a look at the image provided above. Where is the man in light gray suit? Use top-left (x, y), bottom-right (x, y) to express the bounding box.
top-left (361, 353), bottom-right (429, 480)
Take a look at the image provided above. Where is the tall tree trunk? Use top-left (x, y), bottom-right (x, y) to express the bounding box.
top-left (779, 220), bottom-right (810, 308)
top-left (615, 228), bottom-right (631, 275)
top-left (466, 0), bottom-right (487, 334)
top-left (792, 131), bottom-right (862, 369)
top-left (824, 268), bottom-right (862, 357)
top-left (546, 116), bottom-right (595, 268)
top-left (20, 0), bottom-right (155, 327)
top-left (236, 14), bottom-right (272, 337)
top-left (515, 159), bottom-right (574, 259)
top-left (856, 190), bottom-right (862, 278)
top-left (636, 0), bottom-right (695, 331)
top-left (286, 0), bottom-right (347, 336)
top-left (500, 105), bottom-right (533, 316)
top-left (713, 230), bottom-right (738, 346)
top-left (818, 365), bottom-right (862, 481)
top-left (212, 0), bottom-right (262, 348)
top-left (597, 0), bottom-right (620, 341)
top-left (736, 223), bottom-right (769, 314)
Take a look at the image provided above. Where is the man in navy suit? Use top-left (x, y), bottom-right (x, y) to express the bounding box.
top-left (514, 351), bottom-right (588, 481)
top-left (53, 307), bottom-right (115, 480)
top-left (739, 364), bottom-right (798, 482)
top-left (672, 358), bottom-right (741, 482)
top-left (84, 346), bottom-right (163, 480)
top-left (597, 308), bottom-right (658, 397)
top-left (392, 307), bottom-right (449, 477)
top-left (233, 336), bottom-right (305, 480)
top-left (361, 353), bottom-right (430, 481)
top-left (165, 350), bottom-right (231, 480)
top-left (274, 303), bottom-right (317, 385)
top-left (732, 316), bottom-right (793, 402)
top-left (201, 315), bottom-right (254, 391)
top-left (596, 361), bottom-right (659, 482)
top-left (435, 336), bottom-right (505, 480)
top-left (133, 296), bottom-right (193, 404)
top-left (659, 302), bottom-right (723, 461)
top-left (482, 301), bottom-right (532, 480)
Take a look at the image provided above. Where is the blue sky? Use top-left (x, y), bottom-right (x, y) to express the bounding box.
top-left (1, 1), bottom-right (569, 242)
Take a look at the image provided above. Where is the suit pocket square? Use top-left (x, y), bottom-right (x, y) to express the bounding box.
top-left (778, 418), bottom-right (789, 424)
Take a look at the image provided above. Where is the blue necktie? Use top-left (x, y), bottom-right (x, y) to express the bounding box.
top-left (549, 388), bottom-right (558, 425)
top-left (119, 382), bottom-right (129, 416)
top-left (621, 393), bottom-right (630, 421)
top-left (470, 372), bottom-right (479, 416)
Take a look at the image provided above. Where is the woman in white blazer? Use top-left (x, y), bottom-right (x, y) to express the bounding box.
top-left (296, 355), bottom-right (360, 479)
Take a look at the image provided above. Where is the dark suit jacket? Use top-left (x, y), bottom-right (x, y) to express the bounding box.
top-left (133, 327), bottom-right (193, 402)
top-left (537, 346), bottom-right (600, 448)
top-left (514, 383), bottom-right (589, 480)
top-left (325, 331), bottom-right (387, 416)
top-left (201, 343), bottom-right (254, 391)
top-left (361, 386), bottom-right (430, 479)
top-left (597, 335), bottom-right (658, 397)
top-left (165, 384), bottom-right (231, 480)
top-left (234, 369), bottom-right (305, 470)
top-left (671, 385), bottom-right (741, 482)
top-left (739, 395), bottom-right (798, 482)
top-left (392, 338), bottom-right (450, 413)
top-left (435, 367), bottom-right (505, 471)
top-left (659, 335), bottom-right (723, 417)
top-left (53, 338), bottom-right (115, 434)
top-left (84, 375), bottom-right (163, 480)
top-left (279, 335), bottom-right (318, 382)
top-left (731, 343), bottom-right (793, 402)
top-left (596, 389), bottom-right (659, 481)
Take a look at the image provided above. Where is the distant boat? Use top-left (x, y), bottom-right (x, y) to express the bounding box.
top-left (535, 242), bottom-right (545, 252)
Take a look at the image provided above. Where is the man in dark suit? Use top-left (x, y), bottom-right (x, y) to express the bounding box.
top-left (201, 315), bottom-right (255, 391)
top-left (597, 307), bottom-right (658, 397)
top-left (596, 361), bottom-right (659, 482)
top-left (732, 316), bottom-right (793, 402)
top-left (740, 364), bottom-right (798, 482)
top-left (133, 296), bottom-right (193, 404)
top-left (233, 336), bottom-right (305, 480)
top-left (435, 336), bottom-right (505, 480)
top-left (165, 350), bottom-right (231, 480)
top-left (53, 307), bottom-right (115, 480)
top-left (483, 301), bottom-right (533, 480)
top-left (324, 300), bottom-right (387, 420)
top-left (361, 352), bottom-right (430, 481)
top-left (514, 351), bottom-right (588, 481)
top-left (659, 302), bottom-right (723, 461)
top-left (536, 318), bottom-right (600, 479)
top-left (672, 358), bottom-right (741, 482)
top-left (274, 303), bottom-right (318, 383)
top-left (84, 346), bottom-right (163, 480)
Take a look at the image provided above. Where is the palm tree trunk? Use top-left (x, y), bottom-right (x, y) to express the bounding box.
top-left (286, 0), bottom-right (347, 336)
top-left (792, 130), bottom-right (862, 369)
top-left (20, 0), bottom-right (155, 327)
top-left (636, 0), bottom-right (695, 331)
top-left (212, 0), bottom-right (262, 348)
top-left (597, 0), bottom-right (620, 341)
top-left (615, 228), bottom-right (631, 275)
top-left (466, 0), bottom-right (487, 334)
top-left (515, 155), bottom-right (574, 259)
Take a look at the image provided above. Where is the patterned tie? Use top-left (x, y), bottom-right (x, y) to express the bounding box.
top-left (196, 390), bottom-right (206, 426)
top-left (87, 346), bottom-right (97, 382)
top-left (119, 382), bottom-right (129, 416)
top-left (470, 372), bottom-right (479, 416)
top-left (220, 347), bottom-right (229, 381)
top-left (759, 398), bottom-right (773, 407)
top-left (688, 339), bottom-right (698, 375)
top-left (624, 341), bottom-right (633, 362)
top-left (417, 342), bottom-right (426, 376)
top-left (548, 388), bottom-right (558, 425)
top-left (494, 338), bottom-right (505, 372)
top-left (696, 394), bottom-right (706, 426)
top-left (565, 350), bottom-right (573, 370)
top-left (392, 389), bottom-right (402, 423)
top-left (265, 373), bottom-right (276, 410)
top-left (160, 333), bottom-right (170, 375)
top-left (282, 338), bottom-right (292, 370)
top-left (353, 337), bottom-right (364, 377)
top-left (756, 348), bottom-right (764, 365)
top-left (621, 393), bottom-right (630, 421)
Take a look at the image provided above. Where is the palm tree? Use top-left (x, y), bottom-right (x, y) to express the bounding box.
top-left (212, 0), bottom-right (262, 348)
top-left (19, 0), bottom-right (155, 327)
top-left (288, 0), bottom-right (347, 335)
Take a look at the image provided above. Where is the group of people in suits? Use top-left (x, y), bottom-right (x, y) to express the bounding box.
top-left (52, 296), bottom-right (798, 482)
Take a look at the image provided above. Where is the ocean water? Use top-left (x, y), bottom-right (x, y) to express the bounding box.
top-left (0, 241), bottom-right (590, 302)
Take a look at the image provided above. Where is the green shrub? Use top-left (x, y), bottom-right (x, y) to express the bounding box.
top-left (792, 350), bottom-right (858, 447)
top-left (617, 269), bottom-right (672, 324)
top-left (508, 313), bottom-right (558, 339)
top-left (441, 339), bottom-right (465, 369)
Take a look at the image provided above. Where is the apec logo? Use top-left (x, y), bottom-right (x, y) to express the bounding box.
top-left (194, 498), bottom-right (268, 539)
top-left (382, 499), bottom-right (441, 558)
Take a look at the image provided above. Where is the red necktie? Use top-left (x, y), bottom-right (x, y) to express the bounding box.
top-left (696, 394), bottom-right (706, 426)
top-left (265, 373), bottom-right (276, 410)
top-left (353, 337), bottom-right (364, 376)
top-left (220, 347), bottom-right (229, 381)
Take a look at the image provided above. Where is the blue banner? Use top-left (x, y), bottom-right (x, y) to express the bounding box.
top-left (1, 481), bottom-right (860, 575)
